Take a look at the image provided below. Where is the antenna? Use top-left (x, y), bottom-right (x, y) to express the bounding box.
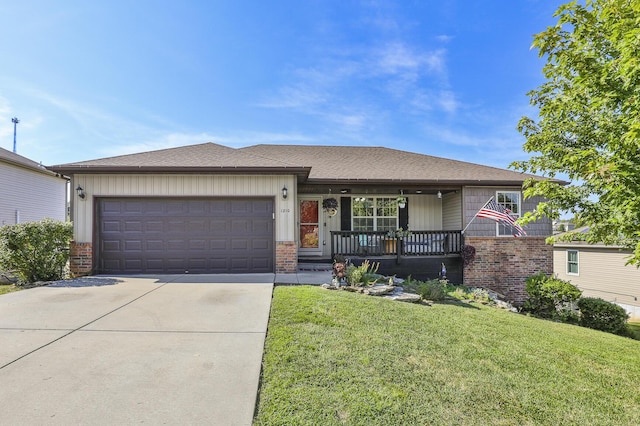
top-left (11, 117), bottom-right (19, 153)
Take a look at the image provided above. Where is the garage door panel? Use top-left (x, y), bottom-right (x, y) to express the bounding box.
top-left (167, 240), bottom-right (187, 250)
top-left (97, 198), bottom-right (274, 274)
top-left (252, 239), bottom-right (270, 250)
top-left (124, 259), bottom-right (143, 270)
top-left (124, 221), bottom-right (143, 232)
top-left (232, 240), bottom-right (249, 250)
top-left (145, 221), bottom-right (164, 232)
top-left (231, 220), bottom-right (250, 233)
top-left (252, 220), bottom-right (271, 233)
top-left (124, 240), bottom-right (143, 251)
top-left (102, 221), bottom-right (121, 232)
top-left (123, 201), bottom-right (144, 214)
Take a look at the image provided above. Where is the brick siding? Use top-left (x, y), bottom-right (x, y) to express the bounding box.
top-left (70, 241), bottom-right (93, 276)
top-left (276, 241), bottom-right (298, 273)
top-left (463, 237), bottom-right (552, 304)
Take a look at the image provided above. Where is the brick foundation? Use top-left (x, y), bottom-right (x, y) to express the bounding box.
top-left (463, 237), bottom-right (552, 304)
top-left (70, 241), bottom-right (93, 276)
top-left (276, 241), bottom-right (298, 273)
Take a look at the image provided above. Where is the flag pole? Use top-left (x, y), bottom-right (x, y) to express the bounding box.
top-left (461, 196), bottom-right (494, 235)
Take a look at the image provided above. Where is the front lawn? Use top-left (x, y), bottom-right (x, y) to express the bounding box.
top-left (255, 286), bottom-right (640, 425)
top-left (0, 284), bottom-right (20, 295)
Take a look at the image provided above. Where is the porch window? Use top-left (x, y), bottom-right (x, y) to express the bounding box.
top-left (567, 250), bottom-right (579, 275)
top-left (352, 197), bottom-right (398, 231)
top-left (496, 191), bottom-right (521, 236)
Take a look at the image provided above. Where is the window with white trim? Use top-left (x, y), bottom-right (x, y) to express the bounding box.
top-left (567, 250), bottom-right (579, 275)
top-left (496, 191), bottom-right (521, 236)
top-left (352, 197), bottom-right (398, 231)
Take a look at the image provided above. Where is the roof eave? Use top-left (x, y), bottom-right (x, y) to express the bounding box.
top-left (305, 178), bottom-right (539, 186)
top-left (48, 165), bottom-right (312, 178)
top-left (3, 158), bottom-right (68, 179)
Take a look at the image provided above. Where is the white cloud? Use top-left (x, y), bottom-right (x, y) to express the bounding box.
top-left (376, 43), bottom-right (445, 76)
top-left (436, 34), bottom-right (454, 43)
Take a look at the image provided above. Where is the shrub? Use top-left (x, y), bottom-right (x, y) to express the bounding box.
top-left (523, 273), bottom-right (582, 320)
top-left (0, 219), bottom-right (73, 285)
top-left (415, 279), bottom-right (446, 301)
top-left (577, 297), bottom-right (629, 336)
top-left (345, 260), bottom-right (380, 286)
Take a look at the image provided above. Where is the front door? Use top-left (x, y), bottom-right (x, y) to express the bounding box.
top-left (298, 198), bottom-right (323, 256)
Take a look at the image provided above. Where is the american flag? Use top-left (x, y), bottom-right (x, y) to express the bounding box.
top-left (477, 198), bottom-right (526, 237)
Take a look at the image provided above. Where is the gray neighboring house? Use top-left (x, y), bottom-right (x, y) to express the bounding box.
top-left (50, 142), bottom-right (555, 302)
top-left (553, 227), bottom-right (640, 321)
top-left (0, 147), bottom-right (68, 225)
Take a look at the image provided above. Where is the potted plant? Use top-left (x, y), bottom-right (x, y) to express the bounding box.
top-left (396, 196), bottom-right (406, 208)
top-left (384, 228), bottom-right (412, 253)
top-left (322, 198), bottom-right (338, 216)
top-left (386, 227), bottom-right (412, 239)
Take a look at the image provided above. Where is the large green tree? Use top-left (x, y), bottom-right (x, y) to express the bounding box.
top-left (513, 0), bottom-right (640, 265)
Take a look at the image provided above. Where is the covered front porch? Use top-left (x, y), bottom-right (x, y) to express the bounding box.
top-left (330, 230), bottom-right (463, 257)
top-left (327, 230), bottom-right (464, 282)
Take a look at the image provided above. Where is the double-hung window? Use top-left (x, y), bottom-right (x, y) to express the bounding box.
top-left (352, 197), bottom-right (398, 231)
top-left (567, 250), bottom-right (579, 275)
top-left (496, 191), bottom-right (521, 236)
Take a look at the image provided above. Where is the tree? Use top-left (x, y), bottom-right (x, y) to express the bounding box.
top-left (513, 0), bottom-right (640, 265)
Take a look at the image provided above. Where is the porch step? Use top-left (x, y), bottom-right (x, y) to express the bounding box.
top-left (298, 263), bottom-right (333, 272)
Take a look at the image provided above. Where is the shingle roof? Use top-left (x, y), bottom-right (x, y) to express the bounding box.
top-left (49, 142), bottom-right (311, 176)
top-left (50, 142), bottom-right (549, 185)
top-left (240, 144), bottom-right (543, 185)
top-left (1, 146), bottom-right (62, 177)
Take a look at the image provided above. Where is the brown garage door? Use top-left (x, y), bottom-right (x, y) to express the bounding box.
top-left (96, 197), bottom-right (274, 274)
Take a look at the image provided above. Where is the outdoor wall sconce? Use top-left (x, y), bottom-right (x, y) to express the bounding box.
top-left (76, 186), bottom-right (86, 200)
top-left (437, 190), bottom-right (442, 199)
top-left (282, 186), bottom-right (288, 200)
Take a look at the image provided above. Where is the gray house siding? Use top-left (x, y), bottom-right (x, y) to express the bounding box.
top-left (0, 161), bottom-right (67, 225)
top-left (462, 187), bottom-right (551, 237)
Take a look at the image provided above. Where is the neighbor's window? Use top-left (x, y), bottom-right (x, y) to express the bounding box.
top-left (496, 191), bottom-right (521, 236)
top-left (352, 197), bottom-right (398, 231)
top-left (567, 250), bottom-right (579, 275)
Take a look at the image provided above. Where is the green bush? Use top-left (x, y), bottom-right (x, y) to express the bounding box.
top-left (577, 297), bottom-right (629, 336)
top-left (523, 273), bottom-right (582, 320)
top-left (415, 279), bottom-right (446, 301)
top-left (0, 219), bottom-right (73, 285)
top-left (345, 260), bottom-right (380, 286)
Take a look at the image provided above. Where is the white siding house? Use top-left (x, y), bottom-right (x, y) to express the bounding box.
top-left (0, 147), bottom-right (68, 225)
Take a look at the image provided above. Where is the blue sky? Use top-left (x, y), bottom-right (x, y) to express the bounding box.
top-left (0, 1), bottom-right (560, 169)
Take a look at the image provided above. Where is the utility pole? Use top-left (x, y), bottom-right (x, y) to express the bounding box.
top-left (11, 117), bottom-right (19, 153)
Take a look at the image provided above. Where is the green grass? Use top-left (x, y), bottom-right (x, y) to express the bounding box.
top-left (629, 322), bottom-right (640, 340)
top-left (255, 286), bottom-right (640, 425)
top-left (0, 284), bottom-right (20, 295)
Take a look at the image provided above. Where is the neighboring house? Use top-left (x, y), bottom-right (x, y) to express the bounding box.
top-left (553, 227), bottom-right (640, 321)
top-left (0, 147), bottom-right (68, 225)
top-left (50, 142), bottom-right (555, 302)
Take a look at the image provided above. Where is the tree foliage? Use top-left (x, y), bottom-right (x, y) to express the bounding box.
top-left (512, 0), bottom-right (640, 265)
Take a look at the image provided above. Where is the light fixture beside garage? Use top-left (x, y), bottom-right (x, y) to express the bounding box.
top-left (76, 186), bottom-right (86, 200)
top-left (282, 186), bottom-right (288, 200)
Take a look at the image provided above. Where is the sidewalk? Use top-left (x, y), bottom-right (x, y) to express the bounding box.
top-left (275, 264), bottom-right (332, 285)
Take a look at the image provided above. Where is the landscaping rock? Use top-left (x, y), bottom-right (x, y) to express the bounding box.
top-left (384, 292), bottom-right (421, 303)
top-left (364, 284), bottom-right (395, 296)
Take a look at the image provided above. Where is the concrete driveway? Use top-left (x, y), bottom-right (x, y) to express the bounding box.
top-left (0, 275), bottom-right (274, 425)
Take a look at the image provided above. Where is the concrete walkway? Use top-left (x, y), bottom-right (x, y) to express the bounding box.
top-left (0, 275), bottom-right (273, 425)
